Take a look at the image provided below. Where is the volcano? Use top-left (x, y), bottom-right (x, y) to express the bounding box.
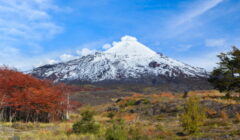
top-left (31, 36), bottom-right (211, 91)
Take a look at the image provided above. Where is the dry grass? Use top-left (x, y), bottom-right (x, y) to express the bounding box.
top-left (188, 90), bottom-right (224, 98)
top-left (1, 90), bottom-right (240, 140)
top-left (220, 111), bottom-right (229, 121)
top-left (206, 108), bottom-right (218, 117)
top-left (235, 113), bottom-right (240, 122)
top-left (210, 98), bottom-right (239, 104)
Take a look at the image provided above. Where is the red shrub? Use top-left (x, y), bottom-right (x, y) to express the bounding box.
top-left (0, 67), bottom-right (76, 122)
top-left (157, 92), bottom-right (175, 98)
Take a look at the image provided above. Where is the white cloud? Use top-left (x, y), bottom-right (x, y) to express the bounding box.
top-left (205, 38), bottom-right (226, 47)
top-left (102, 43), bottom-right (112, 50)
top-left (32, 59), bottom-right (58, 68)
top-left (176, 0), bottom-right (224, 26)
top-left (165, 0), bottom-right (224, 38)
top-left (0, 46), bottom-right (19, 56)
top-left (76, 48), bottom-right (98, 56)
top-left (0, 0), bottom-right (65, 70)
top-left (0, 0), bottom-right (62, 42)
top-left (60, 54), bottom-right (76, 61)
top-left (46, 59), bottom-right (58, 65)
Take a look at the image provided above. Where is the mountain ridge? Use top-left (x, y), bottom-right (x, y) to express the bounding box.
top-left (31, 36), bottom-right (211, 91)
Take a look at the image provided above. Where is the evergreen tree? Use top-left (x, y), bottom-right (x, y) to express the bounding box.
top-left (209, 46), bottom-right (240, 96)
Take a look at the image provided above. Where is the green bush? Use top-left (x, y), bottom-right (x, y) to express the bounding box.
top-left (142, 99), bottom-right (150, 104)
top-left (72, 111), bottom-right (99, 134)
top-left (107, 112), bottom-right (115, 119)
top-left (180, 97), bottom-right (206, 134)
top-left (105, 120), bottom-right (148, 140)
top-left (128, 126), bottom-right (148, 140)
top-left (105, 120), bottom-right (128, 140)
top-left (126, 99), bottom-right (137, 106)
top-left (125, 99), bottom-right (150, 106)
top-left (183, 91), bottom-right (188, 98)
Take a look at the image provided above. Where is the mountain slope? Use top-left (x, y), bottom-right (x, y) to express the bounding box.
top-left (31, 36), bottom-right (210, 90)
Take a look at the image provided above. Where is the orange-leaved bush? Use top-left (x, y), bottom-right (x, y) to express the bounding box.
top-left (0, 67), bottom-right (77, 122)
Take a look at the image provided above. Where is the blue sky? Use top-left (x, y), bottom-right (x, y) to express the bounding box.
top-left (0, 0), bottom-right (239, 71)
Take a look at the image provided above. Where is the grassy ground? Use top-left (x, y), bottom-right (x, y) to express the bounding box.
top-left (1, 90), bottom-right (240, 140)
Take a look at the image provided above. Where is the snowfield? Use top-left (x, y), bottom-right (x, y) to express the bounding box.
top-left (31, 36), bottom-right (208, 83)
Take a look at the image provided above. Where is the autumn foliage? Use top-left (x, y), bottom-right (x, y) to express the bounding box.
top-left (0, 67), bottom-right (75, 122)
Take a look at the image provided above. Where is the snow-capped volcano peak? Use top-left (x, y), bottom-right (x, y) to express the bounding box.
top-left (105, 35), bottom-right (157, 57)
top-left (31, 35), bottom-right (209, 88)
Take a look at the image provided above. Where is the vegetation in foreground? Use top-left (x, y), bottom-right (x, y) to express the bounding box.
top-left (1, 90), bottom-right (240, 140)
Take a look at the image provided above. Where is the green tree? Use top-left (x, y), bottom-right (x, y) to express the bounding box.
top-left (209, 46), bottom-right (240, 96)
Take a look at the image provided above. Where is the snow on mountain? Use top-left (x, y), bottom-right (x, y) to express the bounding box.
top-left (31, 35), bottom-right (208, 83)
top-left (105, 36), bottom-right (157, 57)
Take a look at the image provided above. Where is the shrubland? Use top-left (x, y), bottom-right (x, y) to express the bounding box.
top-left (0, 89), bottom-right (240, 140)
